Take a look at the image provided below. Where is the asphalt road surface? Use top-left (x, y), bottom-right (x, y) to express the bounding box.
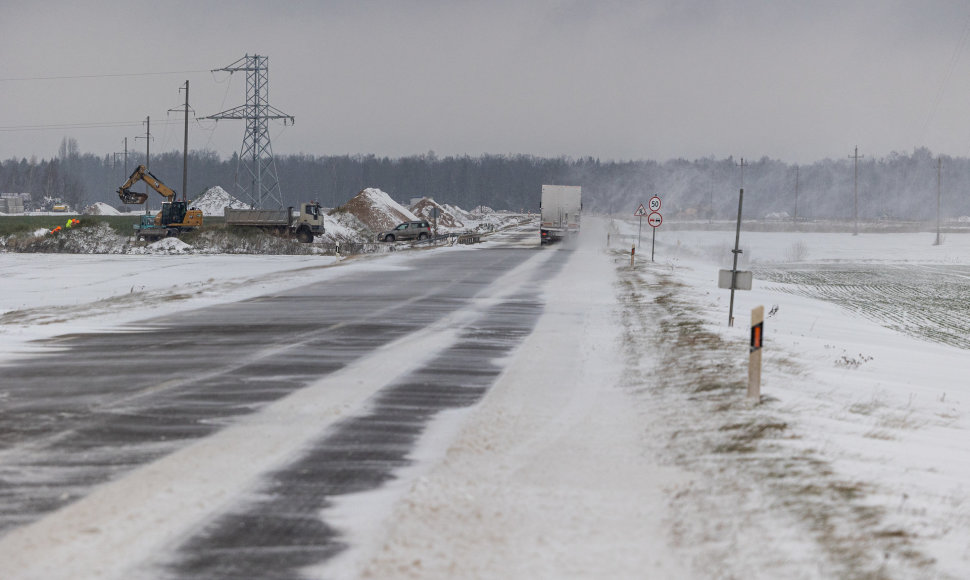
top-left (0, 228), bottom-right (567, 579)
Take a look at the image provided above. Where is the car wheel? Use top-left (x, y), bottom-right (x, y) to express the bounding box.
top-left (384, 234), bottom-right (395, 242)
top-left (418, 233), bottom-right (428, 240)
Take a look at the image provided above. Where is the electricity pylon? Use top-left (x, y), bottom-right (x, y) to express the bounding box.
top-left (206, 54), bottom-right (294, 209)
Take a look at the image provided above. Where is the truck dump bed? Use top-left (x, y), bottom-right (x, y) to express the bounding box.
top-left (224, 208), bottom-right (291, 226)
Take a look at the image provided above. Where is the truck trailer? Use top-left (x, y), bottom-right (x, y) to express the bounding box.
top-left (224, 202), bottom-right (325, 243)
top-left (539, 184), bottom-right (582, 245)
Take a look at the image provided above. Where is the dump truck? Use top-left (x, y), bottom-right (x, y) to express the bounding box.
top-left (118, 165), bottom-right (203, 239)
top-left (224, 202), bottom-right (325, 243)
top-left (539, 184), bottom-right (582, 245)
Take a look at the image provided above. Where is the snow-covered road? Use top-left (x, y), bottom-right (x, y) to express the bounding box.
top-left (2, 220), bottom-right (970, 578)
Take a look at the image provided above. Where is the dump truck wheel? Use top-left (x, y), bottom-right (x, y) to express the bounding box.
top-left (297, 227), bottom-right (313, 243)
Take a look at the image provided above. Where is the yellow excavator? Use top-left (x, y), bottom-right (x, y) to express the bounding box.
top-left (118, 165), bottom-right (203, 238)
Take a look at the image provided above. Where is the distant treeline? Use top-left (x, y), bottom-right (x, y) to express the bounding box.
top-left (1, 140), bottom-right (968, 221)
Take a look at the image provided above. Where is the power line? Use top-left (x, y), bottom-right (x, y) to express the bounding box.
top-left (0, 70), bottom-right (210, 82)
top-left (919, 11), bottom-right (970, 140)
top-left (0, 119), bottom-right (184, 132)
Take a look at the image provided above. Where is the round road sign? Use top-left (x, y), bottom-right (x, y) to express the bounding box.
top-left (647, 211), bottom-right (662, 227)
top-left (648, 196), bottom-right (662, 212)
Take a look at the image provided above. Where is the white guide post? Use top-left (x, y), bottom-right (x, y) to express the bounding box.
top-left (748, 305), bottom-right (764, 402)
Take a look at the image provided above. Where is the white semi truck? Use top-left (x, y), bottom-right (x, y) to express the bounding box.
top-left (539, 184), bottom-right (582, 245)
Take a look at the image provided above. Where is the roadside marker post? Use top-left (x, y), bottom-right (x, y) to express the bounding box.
top-left (749, 305), bottom-right (764, 402)
top-left (630, 244), bottom-right (636, 268)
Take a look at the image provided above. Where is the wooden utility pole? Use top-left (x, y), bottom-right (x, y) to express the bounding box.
top-left (936, 156), bottom-right (943, 246)
top-left (181, 81), bottom-right (189, 202)
top-left (849, 146), bottom-right (863, 235)
top-left (709, 175), bottom-right (714, 224)
top-left (112, 137), bottom-right (129, 177)
top-left (135, 118), bottom-right (152, 202)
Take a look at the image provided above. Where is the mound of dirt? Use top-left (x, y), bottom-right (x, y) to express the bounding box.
top-left (410, 198), bottom-right (464, 230)
top-left (334, 188), bottom-right (418, 232)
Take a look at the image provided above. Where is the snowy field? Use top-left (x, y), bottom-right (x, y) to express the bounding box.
top-left (2, 220), bottom-right (970, 578)
top-left (612, 224), bottom-right (970, 578)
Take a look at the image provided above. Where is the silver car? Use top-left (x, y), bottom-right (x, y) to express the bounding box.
top-left (379, 220), bottom-right (432, 242)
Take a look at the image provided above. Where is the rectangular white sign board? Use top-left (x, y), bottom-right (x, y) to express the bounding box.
top-left (718, 269), bottom-right (753, 290)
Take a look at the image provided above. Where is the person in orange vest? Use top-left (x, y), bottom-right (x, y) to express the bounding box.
top-left (50, 225), bottom-right (62, 234)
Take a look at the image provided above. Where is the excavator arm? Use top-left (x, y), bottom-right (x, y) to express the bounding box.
top-left (118, 165), bottom-right (178, 204)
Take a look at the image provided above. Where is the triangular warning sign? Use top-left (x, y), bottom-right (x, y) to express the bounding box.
top-left (634, 204), bottom-right (647, 216)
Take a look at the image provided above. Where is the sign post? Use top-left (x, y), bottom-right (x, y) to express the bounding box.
top-left (647, 211), bottom-right (662, 261)
top-left (634, 203), bottom-right (647, 249)
top-left (728, 187), bottom-right (744, 326)
top-left (749, 305), bottom-right (764, 402)
top-left (647, 196), bottom-right (661, 261)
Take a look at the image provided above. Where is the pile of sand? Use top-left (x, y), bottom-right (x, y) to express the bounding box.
top-left (410, 198), bottom-right (464, 229)
top-left (334, 189), bottom-right (418, 232)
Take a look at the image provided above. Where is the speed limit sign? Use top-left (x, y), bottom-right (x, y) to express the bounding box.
top-left (648, 196), bottom-right (661, 212)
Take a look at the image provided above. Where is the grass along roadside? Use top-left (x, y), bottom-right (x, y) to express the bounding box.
top-left (613, 251), bottom-right (935, 579)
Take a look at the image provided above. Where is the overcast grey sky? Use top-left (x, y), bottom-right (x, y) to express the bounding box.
top-left (3, 0), bottom-right (970, 164)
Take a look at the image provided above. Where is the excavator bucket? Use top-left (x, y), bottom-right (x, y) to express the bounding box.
top-left (118, 188), bottom-right (149, 204)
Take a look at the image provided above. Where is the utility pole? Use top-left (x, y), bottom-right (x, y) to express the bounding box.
top-left (729, 158), bottom-right (747, 327)
top-left (936, 156), bottom-right (943, 246)
top-left (709, 175), bottom-right (714, 224)
top-left (793, 165), bottom-right (799, 223)
top-left (849, 146), bottom-right (863, 235)
top-left (180, 81), bottom-right (189, 202)
top-left (113, 137), bottom-right (129, 177)
top-left (135, 118), bottom-right (152, 203)
top-left (166, 80), bottom-right (193, 201)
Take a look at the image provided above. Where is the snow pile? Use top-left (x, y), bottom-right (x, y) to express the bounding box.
top-left (443, 203), bottom-right (473, 223)
top-left (409, 197), bottom-right (464, 230)
top-left (83, 202), bottom-right (122, 216)
top-left (321, 212), bottom-right (368, 243)
top-left (144, 237), bottom-right (192, 254)
top-left (465, 209), bottom-right (522, 233)
top-left (333, 188), bottom-right (418, 233)
top-left (192, 186), bottom-right (249, 216)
